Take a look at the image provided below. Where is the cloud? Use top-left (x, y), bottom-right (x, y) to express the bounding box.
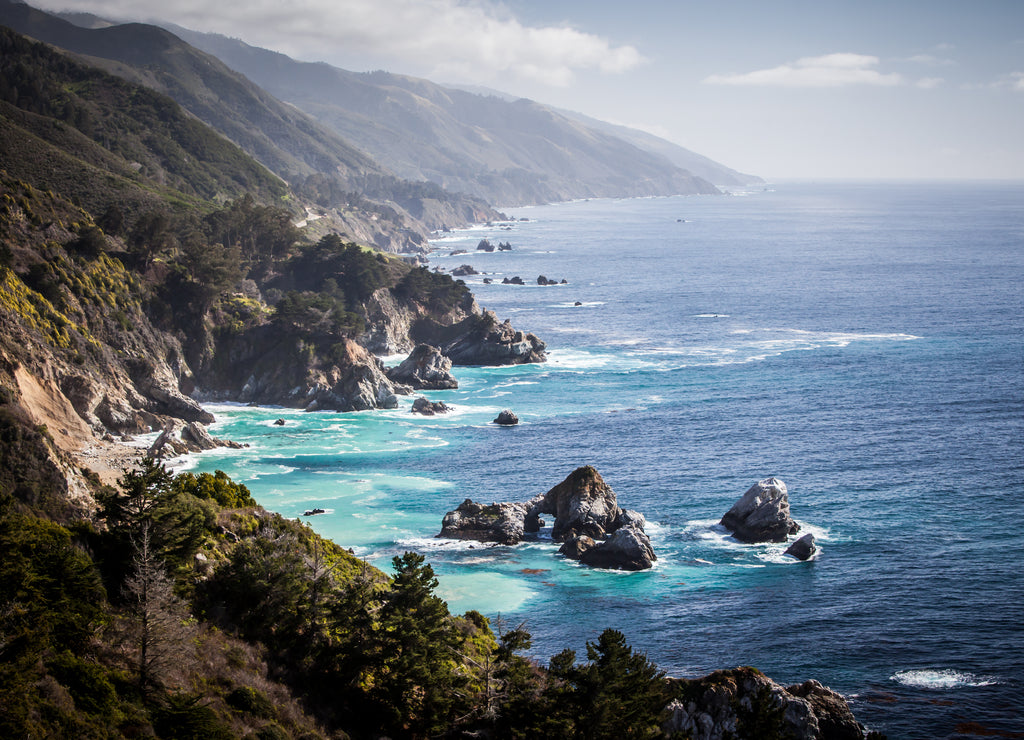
top-left (703, 53), bottom-right (904, 88)
top-left (915, 77), bottom-right (945, 89)
top-left (31, 0), bottom-right (645, 86)
top-left (904, 53), bottom-right (957, 67)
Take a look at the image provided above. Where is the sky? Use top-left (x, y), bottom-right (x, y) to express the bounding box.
top-left (31, 0), bottom-right (1024, 180)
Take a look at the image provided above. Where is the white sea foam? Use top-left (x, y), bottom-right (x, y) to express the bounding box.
top-left (891, 669), bottom-right (998, 689)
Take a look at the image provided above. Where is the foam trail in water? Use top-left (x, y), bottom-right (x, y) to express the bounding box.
top-left (891, 669), bottom-right (998, 689)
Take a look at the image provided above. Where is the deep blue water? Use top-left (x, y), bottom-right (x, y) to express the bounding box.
top-left (186, 182), bottom-right (1024, 739)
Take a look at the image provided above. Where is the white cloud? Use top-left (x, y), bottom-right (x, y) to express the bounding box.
top-left (31, 0), bottom-right (645, 86)
top-left (1011, 72), bottom-right (1024, 91)
top-left (904, 53), bottom-right (957, 67)
top-left (703, 53), bottom-right (904, 88)
top-left (916, 77), bottom-right (945, 89)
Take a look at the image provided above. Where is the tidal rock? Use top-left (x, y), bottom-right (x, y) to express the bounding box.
top-left (558, 534), bottom-right (595, 560)
top-left (182, 421), bottom-right (218, 451)
top-left (411, 397), bottom-right (451, 415)
top-left (786, 680), bottom-right (865, 740)
top-left (785, 533), bottom-right (817, 561)
top-left (387, 344), bottom-right (458, 390)
top-left (719, 477), bottom-right (800, 543)
top-left (493, 409), bottom-right (519, 425)
top-left (438, 499), bottom-right (528, 545)
top-left (662, 668), bottom-right (866, 740)
top-left (537, 275), bottom-right (564, 286)
top-left (579, 527), bottom-right (657, 571)
top-left (438, 310), bottom-right (546, 365)
top-left (502, 276), bottom-right (525, 285)
top-left (274, 418), bottom-right (286, 426)
top-left (477, 238), bottom-right (495, 252)
top-left (526, 465), bottom-right (622, 542)
top-left (451, 264), bottom-right (478, 276)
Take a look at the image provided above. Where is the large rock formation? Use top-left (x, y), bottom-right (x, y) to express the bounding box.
top-left (438, 499), bottom-right (529, 545)
top-left (662, 668), bottom-right (866, 740)
top-left (386, 344), bottom-right (458, 389)
top-left (719, 477), bottom-right (800, 543)
top-left (525, 465), bottom-right (622, 541)
top-left (415, 310), bottom-right (546, 366)
top-left (438, 466), bottom-right (656, 570)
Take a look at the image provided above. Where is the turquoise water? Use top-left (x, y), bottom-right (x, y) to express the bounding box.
top-left (181, 183), bottom-right (1024, 738)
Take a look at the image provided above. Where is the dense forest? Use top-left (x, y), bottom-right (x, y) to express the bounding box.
top-left (0, 458), bottom-right (688, 739)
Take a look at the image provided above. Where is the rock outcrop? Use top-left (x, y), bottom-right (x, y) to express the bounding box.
top-left (526, 465), bottom-right (622, 541)
top-left (719, 477), bottom-right (800, 543)
top-left (663, 668), bottom-right (866, 740)
top-left (438, 499), bottom-right (528, 545)
top-left (386, 344), bottom-right (458, 390)
top-left (411, 397), bottom-right (451, 415)
top-left (438, 466), bottom-right (656, 570)
top-left (493, 409), bottom-right (519, 425)
top-left (432, 311), bottom-right (546, 366)
top-left (785, 533), bottom-right (817, 561)
top-left (578, 527), bottom-right (656, 571)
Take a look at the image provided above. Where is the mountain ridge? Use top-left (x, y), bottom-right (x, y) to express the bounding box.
top-left (146, 25), bottom-right (729, 206)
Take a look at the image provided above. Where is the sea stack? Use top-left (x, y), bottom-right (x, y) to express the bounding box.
top-left (719, 477), bottom-right (800, 543)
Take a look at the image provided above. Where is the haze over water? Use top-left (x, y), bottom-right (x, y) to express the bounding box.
top-left (185, 182), bottom-right (1024, 739)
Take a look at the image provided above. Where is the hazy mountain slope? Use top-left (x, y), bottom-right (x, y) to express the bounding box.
top-left (0, 26), bottom-right (287, 217)
top-left (0, 0), bottom-right (381, 183)
top-left (0, 1), bottom-right (505, 248)
top-left (161, 28), bottom-right (722, 206)
top-left (556, 109), bottom-right (764, 187)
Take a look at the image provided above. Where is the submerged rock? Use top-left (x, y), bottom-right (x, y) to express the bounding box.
top-left (720, 477), bottom-right (800, 543)
top-left (785, 533), bottom-right (817, 561)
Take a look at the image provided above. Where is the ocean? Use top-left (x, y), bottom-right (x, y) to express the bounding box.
top-left (181, 181), bottom-right (1024, 739)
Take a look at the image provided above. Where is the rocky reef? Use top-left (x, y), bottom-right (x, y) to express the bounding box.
top-left (720, 476), bottom-right (800, 543)
top-left (438, 466), bottom-right (656, 570)
top-left (663, 667), bottom-right (867, 740)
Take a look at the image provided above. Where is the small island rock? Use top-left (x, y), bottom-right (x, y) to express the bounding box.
top-left (785, 533), bottom-right (817, 561)
top-left (720, 477), bottom-right (800, 543)
top-left (411, 397), bottom-right (451, 415)
top-left (438, 499), bottom-right (527, 545)
top-left (493, 409), bottom-right (519, 425)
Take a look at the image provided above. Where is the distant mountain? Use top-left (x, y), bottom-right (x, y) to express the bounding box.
top-left (157, 27), bottom-right (725, 206)
top-left (555, 110), bottom-right (763, 187)
top-left (0, 0), bottom-right (503, 249)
